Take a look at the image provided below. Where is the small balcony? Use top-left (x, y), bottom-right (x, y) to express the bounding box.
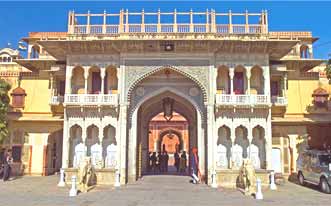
top-left (50, 95), bottom-right (64, 105)
top-left (271, 96), bottom-right (287, 106)
top-left (64, 94), bottom-right (118, 106)
top-left (215, 94), bottom-right (269, 106)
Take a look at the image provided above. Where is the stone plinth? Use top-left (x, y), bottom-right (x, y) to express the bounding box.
top-left (64, 168), bottom-right (116, 185)
top-left (216, 169), bottom-right (271, 188)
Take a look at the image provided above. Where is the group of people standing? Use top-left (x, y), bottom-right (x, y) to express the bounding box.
top-left (149, 151), bottom-right (169, 173)
top-left (148, 150), bottom-right (188, 174)
top-left (148, 148), bottom-right (201, 184)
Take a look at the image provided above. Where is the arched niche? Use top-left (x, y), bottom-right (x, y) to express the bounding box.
top-left (102, 124), bottom-right (116, 159)
top-left (251, 125), bottom-right (266, 169)
top-left (86, 124), bottom-right (99, 156)
top-left (217, 126), bottom-right (231, 168)
top-left (69, 124), bottom-right (82, 167)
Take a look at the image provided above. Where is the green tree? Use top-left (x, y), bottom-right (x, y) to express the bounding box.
top-left (326, 58), bottom-right (331, 81)
top-left (0, 79), bottom-right (11, 144)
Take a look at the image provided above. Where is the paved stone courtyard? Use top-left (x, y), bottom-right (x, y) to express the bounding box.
top-left (0, 174), bottom-right (329, 206)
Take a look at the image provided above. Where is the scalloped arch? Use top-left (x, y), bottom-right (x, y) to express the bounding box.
top-left (127, 65), bottom-right (208, 102)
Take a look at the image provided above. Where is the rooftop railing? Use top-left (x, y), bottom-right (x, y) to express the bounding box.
top-left (67, 9), bottom-right (268, 35)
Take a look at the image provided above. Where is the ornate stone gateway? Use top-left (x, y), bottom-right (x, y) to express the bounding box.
top-left (126, 67), bottom-right (207, 182)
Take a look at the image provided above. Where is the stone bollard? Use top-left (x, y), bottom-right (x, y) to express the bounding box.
top-left (69, 176), bottom-right (77, 197)
top-left (270, 171), bottom-right (277, 190)
top-left (57, 168), bottom-right (66, 187)
top-left (255, 178), bottom-right (263, 200)
top-left (211, 171), bottom-right (218, 188)
top-left (114, 168), bottom-right (121, 187)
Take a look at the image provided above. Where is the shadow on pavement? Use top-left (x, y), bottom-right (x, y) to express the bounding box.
top-left (287, 172), bottom-right (323, 193)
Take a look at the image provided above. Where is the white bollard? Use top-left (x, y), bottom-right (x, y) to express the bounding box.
top-left (270, 171), bottom-right (277, 190)
top-left (114, 168), bottom-right (121, 187)
top-left (57, 168), bottom-right (66, 187)
top-left (211, 171), bottom-right (218, 188)
top-left (255, 178), bottom-right (263, 200)
top-left (69, 176), bottom-right (77, 197)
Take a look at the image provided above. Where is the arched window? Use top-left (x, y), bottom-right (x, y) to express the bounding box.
top-left (216, 66), bottom-right (230, 94)
top-left (300, 45), bottom-right (309, 59)
top-left (11, 87), bottom-right (27, 108)
top-left (105, 66), bottom-right (118, 94)
top-left (71, 66), bottom-right (85, 94)
top-left (234, 66), bottom-right (247, 95)
top-left (31, 45), bottom-right (40, 59)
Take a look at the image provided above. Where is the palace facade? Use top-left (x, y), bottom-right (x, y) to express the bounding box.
top-left (0, 9), bottom-right (330, 187)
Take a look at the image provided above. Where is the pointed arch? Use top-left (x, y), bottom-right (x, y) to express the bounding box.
top-left (71, 66), bottom-right (85, 94)
top-left (102, 124), bottom-right (116, 159)
top-left (234, 125), bottom-right (249, 158)
top-left (69, 124), bottom-right (82, 167)
top-left (86, 124), bottom-right (99, 156)
top-left (250, 65), bottom-right (264, 94)
top-left (217, 125), bottom-right (232, 168)
top-left (252, 125), bottom-right (266, 169)
top-left (127, 65), bottom-right (208, 102)
top-left (217, 65), bottom-right (230, 94)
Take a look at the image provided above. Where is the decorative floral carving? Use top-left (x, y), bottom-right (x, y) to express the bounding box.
top-left (189, 87), bottom-right (200, 97)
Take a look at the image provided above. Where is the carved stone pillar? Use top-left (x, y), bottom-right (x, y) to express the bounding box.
top-left (265, 119), bottom-right (272, 170)
top-left (229, 125), bottom-right (236, 169)
top-left (229, 67), bottom-right (235, 95)
top-left (84, 66), bottom-right (89, 94)
top-left (118, 102), bottom-right (128, 184)
top-left (308, 45), bottom-right (313, 58)
top-left (288, 134), bottom-right (299, 173)
top-left (263, 66), bottom-right (271, 102)
top-left (50, 73), bottom-right (55, 96)
top-left (247, 125), bottom-right (253, 159)
top-left (82, 123), bottom-right (87, 145)
top-left (283, 73), bottom-right (287, 98)
top-left (62, 109), bottom-right (69, 168)
top-left (246, 66), bottom-right (251, 95)
top-left (206, 103), bottom-right (215, 185)
top-left (65, 65), bottom-right (73, 94)
top-left (100, 67), bottom-right (106, 94)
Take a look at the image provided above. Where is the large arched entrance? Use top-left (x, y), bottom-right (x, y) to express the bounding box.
top-left (137, 91), bottom-right (198, 178)
top-left (127, 68), bottom-right (206, 183)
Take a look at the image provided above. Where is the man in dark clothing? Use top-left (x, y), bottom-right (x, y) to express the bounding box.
top-left (3, 150), bottom-right (13, 181)
top-left (174, 152), bottom-right (180, 172)
top-left (164, 151), bottom-right (169, 172)
top-left (179, 151), bottom-right (187, 173)
top-left (157, 152), bottom-right (162, 173)
top-left (150, 152), bottom-right (157, 174)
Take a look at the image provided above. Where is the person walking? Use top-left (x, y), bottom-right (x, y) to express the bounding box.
top-left (191, 147), bottom-right (200, 184)
top-left (3, 149), bottom-right (13, 181)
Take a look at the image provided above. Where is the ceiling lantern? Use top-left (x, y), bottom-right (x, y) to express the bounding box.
top-left (162, 97), bottom-right (174, 121)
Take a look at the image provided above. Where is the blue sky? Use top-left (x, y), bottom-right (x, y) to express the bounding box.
top-left (0, 1), bottom-right (330, 59)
